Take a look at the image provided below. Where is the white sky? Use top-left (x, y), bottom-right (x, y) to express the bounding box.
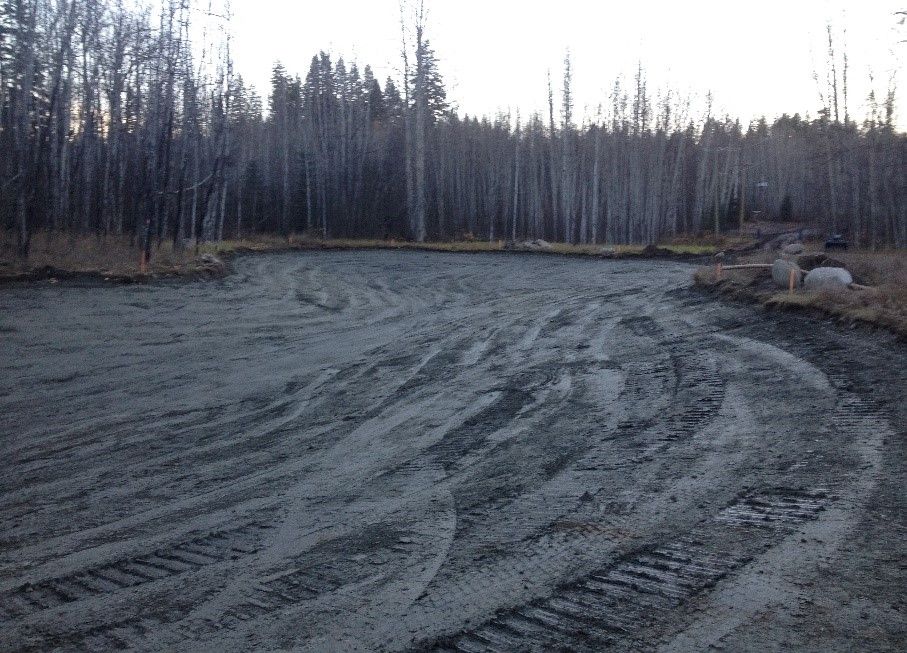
top-left (230, 0), bottom-right (906, 127)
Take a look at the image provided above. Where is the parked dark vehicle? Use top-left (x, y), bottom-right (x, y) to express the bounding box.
top-left (825, 234), bottom-right (849, 251)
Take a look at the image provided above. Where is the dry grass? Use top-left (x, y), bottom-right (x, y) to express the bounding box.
top-left (205, 235), bottom-right (717, 257)
top-left (195, 235), bottom-right (507, 256)
top-left (304, 238), bottom-right (506, 253)
top-left (0, 232), bottom-right (188, 273)
top-left (1, 231), bottom-right (209, 279)
top-left (695, 247), bottom-right (907, 339)
top-left (664, 232), bottom-right (753, 252)
top-left (198, 233), bottom-right (310, 255)
top-left (1, 229), bottom-right (723, 283)
top-left (834, 250), bottom-right (907, 288)
top-left (336, 238), bottom-right (722, 256)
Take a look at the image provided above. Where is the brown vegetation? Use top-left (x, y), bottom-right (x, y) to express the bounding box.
top-left (695, 249), bottom-right (907, 339)
top-left (0, 231), bottom-right (224, 282)
top-left (1, 230), bottom-right (725, 285)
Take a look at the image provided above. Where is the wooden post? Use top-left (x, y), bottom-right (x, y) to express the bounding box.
top-left (716, 262), bottom-right (723, 281)
top-left (739, 164), bottom-right (747, 233)
top-left (789, 267), bottom-right (796, 294)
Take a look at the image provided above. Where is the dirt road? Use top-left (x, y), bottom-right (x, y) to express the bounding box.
top-left (1, 251), bottom-right (904, 652)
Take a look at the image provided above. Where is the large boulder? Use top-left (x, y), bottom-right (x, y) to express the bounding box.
top-left (781, 242), bottom-right (805, 256)
top-left (772, 258), bottom-right (802, 289)
top-left (804, 266), bottom-right (853, 291)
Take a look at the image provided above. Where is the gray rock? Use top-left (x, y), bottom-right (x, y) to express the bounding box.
top-left (765, 232), bottom-right (799, 250)
top-left (198, 253), bottom-right (222, 265)
top-left (517, 239), bottom-right (553, 251)
top-left (599, 245), bottom-right (617, 256)
top-left (782, 242), bottom-right (805, 256)
top-left (804, 266), bottom-right (853, 291)
top-left (772, 258), bottom-right (802, 289)
top-left (193, 254), bottom-right (226, 278)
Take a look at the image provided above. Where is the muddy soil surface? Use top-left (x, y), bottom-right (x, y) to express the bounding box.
top-left (0, 251), bottom-right (904, 652)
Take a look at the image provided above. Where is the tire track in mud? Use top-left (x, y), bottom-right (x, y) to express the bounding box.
top-left (210, 523), bottom-right (419, 632)
top-left (160, 299), bottom-right (609, 650)
top-left (0, 338), bottom-right (469, 558)
top-left (415, 327), bottom-right (896, 653)
top-left (3, 369), bottom-right (334, 495)
top-left (358, 312), bottom-right (735, 649)
top-left (420, 488), bottom-right (831, 653)
top-left (384, 310), bottom-right (892, 650)
top-left (0, 518), bottom-right (276, 622)
top-left (0, 253), bottom-right (902, 652)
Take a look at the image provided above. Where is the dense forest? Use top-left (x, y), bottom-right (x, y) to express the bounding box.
top-left (1, 0), bottom-right (906, 260)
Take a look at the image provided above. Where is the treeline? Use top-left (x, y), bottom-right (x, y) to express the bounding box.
top-left (1, 0), bottom-right (905, 259)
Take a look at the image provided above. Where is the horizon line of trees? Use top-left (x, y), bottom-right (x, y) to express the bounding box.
top-left (2, 0), bottom-right (905, 259)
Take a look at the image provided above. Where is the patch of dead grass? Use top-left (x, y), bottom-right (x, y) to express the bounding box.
top-left (2, 229), bottom-right (727, 284)
top-left (1, 231), bottom-right (207, 279)
top-left (209, 236), bottom-right (709, 257)
top-left (695, 248), bottom-right (907, 338)
top-left (665, 233), bottom-right (754, 252)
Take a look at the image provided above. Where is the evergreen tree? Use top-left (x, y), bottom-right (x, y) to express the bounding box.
top-left (411, 39), bottom-right (447, 123)
top-left (364, 66), bottom-right (385, 122)
top-left (384, 77), bottom-right (402, 119)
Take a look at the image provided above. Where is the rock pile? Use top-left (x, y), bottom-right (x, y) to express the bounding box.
top-left (771, 255), bottom-right (856, 292)
top-left (505, 239), bottom-right (553, 252)
top-left (192, 254), bottom-right (226, 278)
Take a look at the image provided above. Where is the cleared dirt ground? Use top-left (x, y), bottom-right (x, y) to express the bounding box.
top-left (0, 251), bottom-right (904, 652)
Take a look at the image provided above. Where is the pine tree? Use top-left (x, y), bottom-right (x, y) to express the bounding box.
top-left (410, 39), bottom-right (447, 123)
top-left (384, 77), bottom-right (402, 119)
top-left (364, 66), bottom-right (385, 122)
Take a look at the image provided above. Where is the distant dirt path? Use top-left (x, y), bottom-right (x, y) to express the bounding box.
top-left (0, 251), bottom-right (903, 652)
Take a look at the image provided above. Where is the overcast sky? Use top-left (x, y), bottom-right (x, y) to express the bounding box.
top-left (230, 0), bottom-right (905, 126)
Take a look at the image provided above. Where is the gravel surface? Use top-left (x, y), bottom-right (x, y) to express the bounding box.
top-left (0, 250), bottom-right (904, 652)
